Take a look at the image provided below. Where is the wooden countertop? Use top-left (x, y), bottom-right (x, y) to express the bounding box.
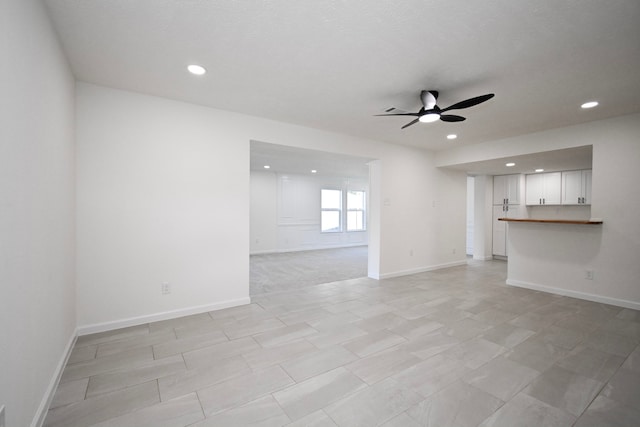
top-left (498, 218), bottom-right (603, 225)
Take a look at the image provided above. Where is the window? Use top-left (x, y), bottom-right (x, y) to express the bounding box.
top-left (347, 190), bottom-right (366, 231)
top-left (320, 188), bottom-right (367, 233)
top-left (321, 189), bottom-right (342, 232)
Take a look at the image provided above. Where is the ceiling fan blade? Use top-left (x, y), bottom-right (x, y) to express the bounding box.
top-left (420, 90), bottom-right (438, 109)
top-left (440, 114), bottom-right (466, 122)
top-left (401, 118), bottom-right (420, 129)
top-left (440, 93), bottom-right (495, 112)
top-left (384, 107), bottom-right (410, 114)
top-left (374, 112), bottom-right (420, 117)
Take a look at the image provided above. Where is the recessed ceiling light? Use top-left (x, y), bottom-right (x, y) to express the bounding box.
top-left (581, 101), bottom-right (598, 109)
top-left (535, 168), bottom-right (544, 172)
top-left (187, 64), bottom-right (206, 75)
top-left (311, 170), bottom-right (317, 173)
top-left (263, 165), bottom-right (270, 169)
top-left (447, 134), bottom-right (457, 140)
top-left (506, 162), bottom-right (516, 167)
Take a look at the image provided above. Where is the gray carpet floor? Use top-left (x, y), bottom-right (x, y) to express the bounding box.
top-left (250, 246), bottom-right (368, 295)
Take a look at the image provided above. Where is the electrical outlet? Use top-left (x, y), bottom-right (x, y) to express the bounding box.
top-left (409, 249), bottom-right (414, 256)
top-left (585, 270), bottom-right (594, 280)
top-left (1, 404), bottom-right (5, 427)
top-left (452, 248), bottom-right (457, 254)
top-left (161, 283), bottom-right (171, 295)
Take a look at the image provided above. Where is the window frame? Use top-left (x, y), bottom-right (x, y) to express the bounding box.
top-left (346, 189), bottom-right (367, 232)
top-left (320, 187), bottom-right (367, 233)
top-left (320, 188), bottom-right (343, 233)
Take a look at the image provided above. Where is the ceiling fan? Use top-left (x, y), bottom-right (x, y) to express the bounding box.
top-left (376, 90), bottom-right (495, 129)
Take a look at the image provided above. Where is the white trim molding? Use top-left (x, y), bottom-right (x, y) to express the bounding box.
top-left (379, 260), bottom-right (468, 280)
top-left (77, 297), bottom-right (251, 336)
top-left (32, 330), bottom-right (78, 427)
top-left (507, 279), bottom-right (640, 311)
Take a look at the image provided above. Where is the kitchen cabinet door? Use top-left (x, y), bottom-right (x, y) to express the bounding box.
top-left (526, 172), bottom-right (561, 205)
top-left (562, 169), bottom-right (592, 205)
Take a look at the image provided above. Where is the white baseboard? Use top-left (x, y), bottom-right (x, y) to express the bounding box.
top-left (32, 329), bottom-right (78, 427)
top-left (507, 279), bottom-right (640, 311)
top-left (473, 255), bottom-right (494, 261)
top-left (77, 297), bottom-right (251, 336)
top-left (379, 260), bottom-right (468, 280)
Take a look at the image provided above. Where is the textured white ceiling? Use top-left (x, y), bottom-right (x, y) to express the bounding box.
top-left (44, 0), bottom-right (640, 154)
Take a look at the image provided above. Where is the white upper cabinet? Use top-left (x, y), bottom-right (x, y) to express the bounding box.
top-left (562, 170), bottom-right (592, 205)
top-left (525, 172), bottom-right (562, 205)
top-left (525, 174), bottom-right (543, 205)
top-left (493, 174), bottom-right (521, 205)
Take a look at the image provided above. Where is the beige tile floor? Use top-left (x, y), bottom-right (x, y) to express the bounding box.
top-left (44, 260), bottom-right (640, 426)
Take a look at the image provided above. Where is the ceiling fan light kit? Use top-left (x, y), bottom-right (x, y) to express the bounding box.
top-left (419, 113), bottom-right (440, 123)
top-left (376, 90), bottom-right (495, 129)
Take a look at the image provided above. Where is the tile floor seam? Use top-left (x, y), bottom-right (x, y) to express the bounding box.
top-left (464, 377), bottom-right (509, 406)
top-left (576, 378), bottom-right (611, 420)
top-left (268, 390), bottom-right (290, 423)
top-left (221, 328), bottom-right (233, 341)
top-left (324, 408), bottom-right (341, 427)
top-left (194, 388), bottom-right (208, 421)
top-left (82, 377), bottom-right (89, 402)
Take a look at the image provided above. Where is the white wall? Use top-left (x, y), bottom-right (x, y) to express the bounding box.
top-left (0, 1), bottom-right (76, 426)
top-left (368, 161), bottom-right (382, 278)
top-left (466, 177), bottom-right (474, 255)
top-left (250, 171), bottom-right (278, 253)
top-left (76, 84), bottom-right (252, 331)
top-left (472, 175), bottom-right (494, 260)
top-left (76, 83), bottom-right (468, 330)
top-left (438, 114), bottom-right (640, 307)
top-left (250, 171), bottom-right (368, 254)
top-left (377, 146), bottom-right (467, 278)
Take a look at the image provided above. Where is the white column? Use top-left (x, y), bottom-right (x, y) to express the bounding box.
top-left (473, 175), bottom-right (494, 260)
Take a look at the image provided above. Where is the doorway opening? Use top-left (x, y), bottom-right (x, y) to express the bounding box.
top-left (249, 141), bottom-right (376, 295)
